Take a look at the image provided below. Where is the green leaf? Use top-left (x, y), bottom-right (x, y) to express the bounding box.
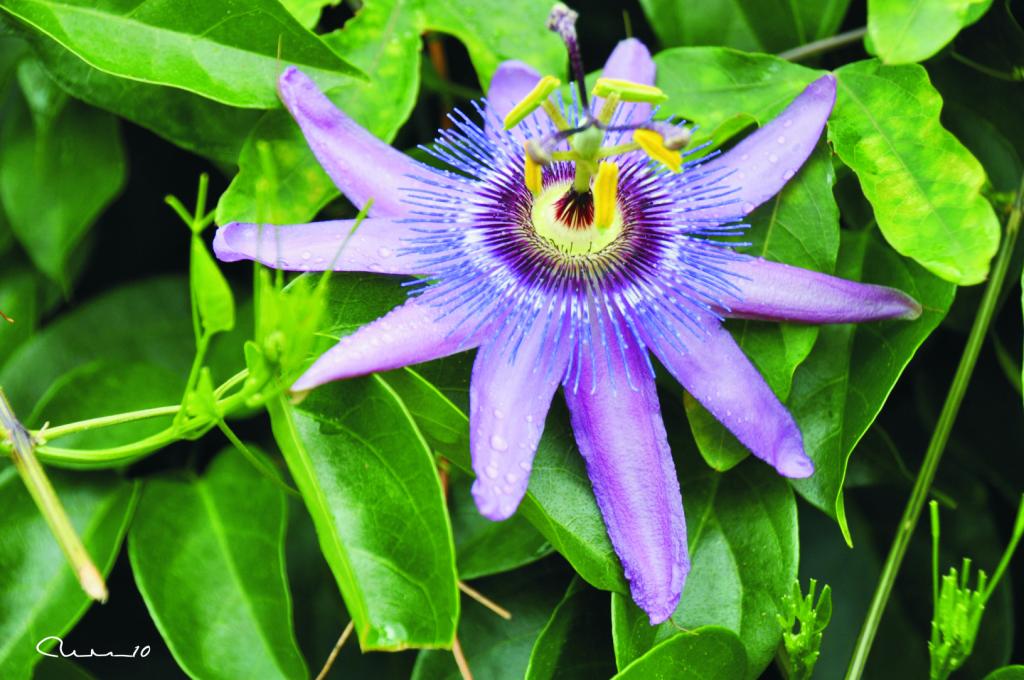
top-left (640, 0), bottom-right (852, 53)
top-left (985, 667), bottom-right (1024, 680)
top-left (268, 376), bottom-right (459, 650)
top-left (788, 228), bottom-right (955, 542)
top-left (421, 0), bottom-right (564, 86)
top-left (867, 0), bottom-right (993, 64)
top-left (0, 58), bottom-right (124, 285)
top-left (685, 142), bottom-right (840, 472)
top-left (524, 578), bottom-right (616, 679)
top-left (191, 237), bottom-right (236, 336)
top-left (830, 59), bottom-right (1000, 285)
top-left (0, 0), bottom-right (361, 109)
top-left (613, 627), bottom-right (748, 679)
top-left (128, 447), bottom-right (307, 680)
top-left (0, 468), bottom-right (137, 680)
top-left (33, 657), bottom-right (97, 680)
top-left (654, 48), bottom-right (818, 148)
top-left (0, 265), bottom-right (39, 368)
top-left (449, 471), bottom-right (553, 580)
top-left (411, 561), bottom-right (568, 680)
top-left (21, 25), bottom-right (260, 163)
top-left (280, 0), bottom-right (340, 28)
top-left (217, 0), bottom-right (422, 225)
top-left (610, 458), bottom-right (797, 678)
top-left (382, 362), bottom-right (626, 594)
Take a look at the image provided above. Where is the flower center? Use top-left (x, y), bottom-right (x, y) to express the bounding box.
top-left (532, 180), bottom-right (623, 255)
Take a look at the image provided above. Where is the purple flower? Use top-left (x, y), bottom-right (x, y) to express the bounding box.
top-left (215, 12), bottom-right (920, 624)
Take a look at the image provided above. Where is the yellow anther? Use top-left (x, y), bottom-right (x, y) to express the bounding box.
top-left (633, 129), bottom-right (682, 173)
top-left (524, 142), bottom-right (543, 195)
top-left (593, 77), bottom-right (668, 104)
top-left (593, 161), bottom-right (619, 230)
top-left (503, 75), bottom-right (562, 130)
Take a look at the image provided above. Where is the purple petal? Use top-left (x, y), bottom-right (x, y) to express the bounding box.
top-left (597, 38), bottom-right (656, 127)
top-left (564, 341), bottom-right (688, 625)
top-left (721, 256), bottom-right (922, 323)
top-left (645, 317), bottom-right (814, 479)
top-left (278, 67), bottom-right (443, 218)
top-left (292, 298), bottom-right (490, 392)
top-left (213, 219), bottom-right (430, 276)
top-left (689, 74), bottom-right (837, 222)
top-left (469, 320), bottom-right (572, 520)
top-left (486, 60), bottom-right (543, 125)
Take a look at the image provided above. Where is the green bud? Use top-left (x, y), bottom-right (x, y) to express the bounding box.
top-left (777, 578), bottom-right (832, 680)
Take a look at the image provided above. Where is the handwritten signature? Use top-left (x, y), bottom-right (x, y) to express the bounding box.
top-left (36, 636), bottom-right (151, 659)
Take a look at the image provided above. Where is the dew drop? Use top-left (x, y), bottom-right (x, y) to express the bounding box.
top-left (741, 202), bottom-right (755, 213)
top-left (740, 153), bottom-right (750, 161)
top-left (493, 408), bottom-right (504, 419)
top-left (768, 154), bottom-right (779, 164)
top-left (776, 135), bottom-right (786, 144)
top-left (505, 473), bottom-right (517, 484)
top-left (301, 250), bottom-right (312, 260)
top-left (736, 172), bottom-right (746, 180)
top-left (490, 434), bottom-right (509, 451)
top-left (519, 461), bottom-right (532, 471)
top-left (525, 414), bottom-right (534, 423)
top-left (485, 464), bottom-right (499, 479)
top-left (783, 169), bottom-right (795, 180)
top-left (783, 119), bottom-right (793, 128)
top-left (377, 247), bottom-right (392, 258)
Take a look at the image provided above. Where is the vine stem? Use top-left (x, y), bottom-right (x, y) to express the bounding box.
top-left (0, 389), bottom-right (107, 601)
top-left (845, 176), bottom-right (1024, 679)
top-left (778, 27), bottom-right (867, 61)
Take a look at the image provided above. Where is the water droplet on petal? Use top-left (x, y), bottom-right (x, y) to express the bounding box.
top-left (740, 153), bottom-right (749, 161)
top-left (783, 119), bottom-right (793, 128)
top-left (519, 461), bottom-right (532, 471)
top-left (768, 154), bottom-right (779, 163)
top-left (505, 473), bottom-right (517, 484)
top-left (493, 408), bottom-right (504, 419)
top-left (485, 464), bottom-right (499, 479)
top-left (301, 250), bottom-right (312, 260)
top-left (525, 414), bottom-right (533, 423)
top-left (490, 434), bottom-right (509, 451)
top-left (776, 136), bottom-right (786, 144)
top-left (741, 202), bottom-right (755, 213)
top-left (783, 169), bottom-right (795, 180)
top-left (377, 247), bottom-right (392, 258)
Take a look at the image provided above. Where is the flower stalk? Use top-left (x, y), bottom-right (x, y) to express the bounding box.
top-left (845, 173), bottom-right (1024, 680)
top-left (0, 388), bottom-right (107, 601)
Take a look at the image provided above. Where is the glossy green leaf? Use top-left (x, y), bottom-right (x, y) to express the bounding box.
top-left (0, 0), bottom-right (361, 109)
top-left (22, 25), bottom-right (259, 162)
top-left (640, 0), bottom-right (851, 54)
top-left (128, 448), bottom-right (306, 680)
top-left (191, 237), bottom-right (235, 336)
top-left (610, 458), bottom-right (797, 678)
top-left (524, 578), bottom-right (615, 679)
top-left (830, 60), bottom-right (1000, 285)
top-left (613, 627), bottom-right (748, 679)
top-left (268, 375), bottom-right (459, 650)
top-left (411, 561), bottom-right (567, 680)
top-left (33, 657), bottom-right (97, 680)
top-left (868, 0), bottom-right (993, 64)
top-left (421, 0), bottom-right (564, 86)
top-left (217, 0), bottom-right (422, 225)
top-left (985, 667), bottom-right (1024, 680)
top-left (280, 0), bottom-right (340, 28)
top-left (0, 58), bottom-right (124, 285)
top-left (788, 228), bottom-right (955, 542)
top-left (686, 142), bottom-right (840, 472)
top-left (654, 48), bottom-right (818, 148)
top-left (0, 265), bottom-right (39, 368)
top-left (0, 467), bottom-right (137, 680)
top-left (383, 363), bottom-right (626, 593)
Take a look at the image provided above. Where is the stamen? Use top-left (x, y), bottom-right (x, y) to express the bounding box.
top-left (645, 122), bottom-right (692, 150)
top-left (503, 75), bottom-right (562, 130)
top-left (547, 3), bottom-right (589, 112)
top-left (633, 129), bottom-right (682, 173)
top-left (593, 161), bottom-right (619, 230)
top-left (592, 78), bottom-right (668, 105)
top-left (524, 142), bottom-right (543, 195)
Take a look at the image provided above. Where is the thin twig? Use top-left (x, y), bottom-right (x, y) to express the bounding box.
top-left (778, 27), bottom-right (867, 62)
top-left (459, 581), bottom-right (512, 620)
top-left (315, 620), bottom-right (354, 680)
top-left (844, 176), bottom-right (1024, 679)
top-left (452, 636), bottom-right (474, 680)
top-left (0, 389), bottom-right (107, 601)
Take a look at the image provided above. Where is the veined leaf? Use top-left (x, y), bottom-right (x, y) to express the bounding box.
top-left (524, 579), bottom-right (616, 679)
top-left (868, 0), bottom-right (993, 64)
top-left (613, 626), bottom-right (747, 679)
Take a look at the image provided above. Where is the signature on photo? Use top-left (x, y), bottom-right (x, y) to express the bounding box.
top-left (36, 636), bottom-right (151, 659)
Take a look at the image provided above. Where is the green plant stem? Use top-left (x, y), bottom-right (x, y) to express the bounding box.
top-left (38, 405), bottom-right (181, 441)
top-left (0, 389), bottom-right (107, 601)
top-left (845, 176), bottom-right (1024, 680)
top-left (778, 27), bottom-right (867, 61)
